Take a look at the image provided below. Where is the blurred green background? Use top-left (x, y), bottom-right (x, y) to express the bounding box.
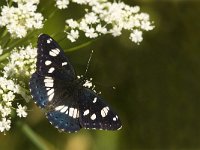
top-left (1, 0), bottom-right (200, 150)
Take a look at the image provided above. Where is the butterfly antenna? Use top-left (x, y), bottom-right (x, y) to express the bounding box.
top-left (84, 50), bottom-right (93, 77)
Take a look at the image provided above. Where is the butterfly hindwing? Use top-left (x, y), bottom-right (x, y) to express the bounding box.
top-left (78, 88), bottom-right (122, 130)
top-left (29, 73), bottom-right (49, 108)
top-left (46, 108), bottom-right (80, 132)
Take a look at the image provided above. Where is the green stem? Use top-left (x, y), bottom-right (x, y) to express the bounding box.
top-left (0, 29), bottom-right (8, 39)
top-left (0, 52), bottom-right (9, 62)
top-left (19, 122), bottom-right (55, 150)
top-left (48, 9), bottom-right (58, 20)
top-left (65, 40), bottom-right (94, 52)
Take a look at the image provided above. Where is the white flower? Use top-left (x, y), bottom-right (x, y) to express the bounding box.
top-left (67, 30), bottom-right (79, 42)
top-left (85, 27), bottom-right (98, 38)
top-left (56, 0), bottom-right (69, 9)
top-left (0, 107), bottom-right (11, 117)
top-left (2, 91), bottom-right (15, 102)
top-left (0, 118), bottom-right (11, 132)
top-left (66, 19), bottom-right (79, 28)
top-left (96, 24), bottom-right (107, 34)
top-left (0, 3), bottom-right (44, 38)
top-left (109, 26), bottom-right (122, 37)
top-left (85, 12), bottom-right (99, 24)
top-left (16, 104), bottom-right (28, 118)
top-left (129, 29), bottom-right (143, 44)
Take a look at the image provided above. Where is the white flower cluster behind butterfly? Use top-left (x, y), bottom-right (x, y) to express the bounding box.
top-left (0, 0), bottom-right (43, 38)
top-left (55, 0), bottom-right (154, 44)
top-left (0, 77), bottom-right (28, 133)
top-left (0, 45), bottom-right (37, 133)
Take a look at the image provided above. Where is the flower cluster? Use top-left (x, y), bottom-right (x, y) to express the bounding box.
top-left (0, 2), bottom-right (44, 38)
top-left (58, 0), bottom-right (154, 43)
top-left (13, 0), bottom-right (39, 4)
top-left (0, 77), bottom-right (28, 133)
top-left (0, 44), bottom-right (37, 133)
top-left (3, 45), bottom-right (37, 78)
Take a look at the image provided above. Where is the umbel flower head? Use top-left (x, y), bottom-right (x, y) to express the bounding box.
top-left (0, 77), bottom-right (29, 133)
top-left (3, 45), bottom-right (37, 78)
top-left (0, 44), bottom-right (37, 133)
top-left (62, 1), bottom-right (154, 44)
top-left (0, 2), bottom-right (44, 38)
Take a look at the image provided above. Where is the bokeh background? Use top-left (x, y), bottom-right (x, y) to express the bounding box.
top-left (1, 0), bottom-right (200, 150)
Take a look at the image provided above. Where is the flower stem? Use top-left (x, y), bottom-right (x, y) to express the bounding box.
top-left (0, 52), bottom-right (9, 62)
top-left (65, 40), bottom-right (94, 52)
top-left (19, 122), bottom-right (56, 150)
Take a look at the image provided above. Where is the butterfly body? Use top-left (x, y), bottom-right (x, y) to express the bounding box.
top-left (29, 34), bottom-right (122, 132)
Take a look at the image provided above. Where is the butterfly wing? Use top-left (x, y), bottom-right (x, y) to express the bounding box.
top-left (36, 34), bottom-right (76, 81)
top-left (78, 88), bottom-right (122, 130)
top-left (46, 89), bottom-right (81, 132)
top-left (30, 34), bottom-right (76, 108)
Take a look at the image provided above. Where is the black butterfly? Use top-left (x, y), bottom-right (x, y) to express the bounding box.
top-left (29, 34), bottom-right (122, 132)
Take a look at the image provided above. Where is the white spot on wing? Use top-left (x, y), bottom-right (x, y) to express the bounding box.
top-left (48, 93), bottom-right (54, 101)
top-left (113, 117), bottom-right (117, 121)
top-left (69, 108), bottom-right (74, 117)
top-left (60, 106), bottom-right (68, 113)
top-left (55, 105), bottom-right (65, 111)
top-left (44, 77), bottom-right (54, 87)
top-left (45, 60), bottom-right (52, 65)
top-left (93, 97), bottom-right (97, 103)
top-left (47, 88), bottom-right (54, 96)
top-left (49, 51), bottom-right (57, 57)
top-left (101, 106), bottom-right (109, 117)
top-left (44, 78), bottom-right (53, 83)
top-left (73, 109), bottom-right (78, 118)
top-left (117, 126), bottom-right (122, 130)
top-left (46, 88), bottom-right (50, 91)
top-left (83, 109), bottom-right (89, 116)
top-left (47, 38), bottom-right (52, 43)
top-left (45, 82), bottom-right (53, 87)
top-left (62, 62), bottom-right (68, 66)
top-left (90, 113), bottom-right (96, 120)
top-left (49, 48), bottom-right (60, 57)
top-left (48, 67), bottom-right (55, 73)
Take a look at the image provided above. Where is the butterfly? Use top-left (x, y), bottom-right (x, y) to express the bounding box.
top-left (29, 34), bottom-right (122, 133)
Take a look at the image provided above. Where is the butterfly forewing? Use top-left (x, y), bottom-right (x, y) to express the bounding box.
top-left (37, 34), bottom-right (76, 81)
top-left (29, 33), bottom-right (122, 133)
